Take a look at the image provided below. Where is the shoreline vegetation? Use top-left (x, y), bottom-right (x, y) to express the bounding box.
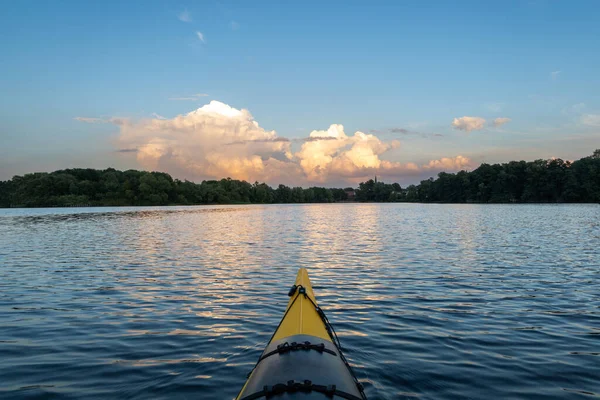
top-left (1, 150), bottom-right (598, 208)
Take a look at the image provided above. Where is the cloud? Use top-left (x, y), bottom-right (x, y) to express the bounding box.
top-left (387, 127), bottom-right (444, 138)
top-left (74, 117), bottom-right (104, 123)
top-left (300, 136), bottom-right (340, 142)
top-left (551, 70), bottom-right (561, 80)
top-left (225, 137), bottom-right (291, 146)
top-left (581, 114), bottom-right (600, 127)
top-left (115, 101), bottom-right (294, 182)
top-left (423, 155), bottom-right (471, 170)
top-left (116, 148), bottom-right (138, 153)
top-left (452, 116), bottom-right (486, 132)
top-left (196, 31), bottom-right (205, 43)
top-left (112, 101), bottom-right (472, 185)
top-left (296, 127), bottom-right (408, 182)
top-left (230, 21), bottom-right (239, 30)
top-left (389, 128), bottom-right (409, 134)
top-left (152, 113), bottom-right (166, 120)
top-left (493, 117), bottom-right (511, 127)
top-left (178, 9), bottom-right (191, 22)
top-left (169, 93), bottom-right (209, 101)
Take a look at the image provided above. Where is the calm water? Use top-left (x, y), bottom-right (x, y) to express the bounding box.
top-left (1, 204), bottom-right (599, 399)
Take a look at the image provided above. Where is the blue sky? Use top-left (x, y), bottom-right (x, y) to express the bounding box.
top-left (1, 0), bottom-right (599, 185)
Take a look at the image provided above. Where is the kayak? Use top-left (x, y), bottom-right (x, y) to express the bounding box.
top-left (236, 268), bottom-right (367, 400)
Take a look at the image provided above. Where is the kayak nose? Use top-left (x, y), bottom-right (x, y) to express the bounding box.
top-left (236, 268), bottom-right (367, 400)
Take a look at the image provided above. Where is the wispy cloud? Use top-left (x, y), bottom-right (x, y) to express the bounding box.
top-left (178, 9), bottom-right (191, 22)
top-left (225, 137), bottom-right (291, 146)
top-left (551, 70), bottom-right (561, 80)
top-left (168, 93), bottom-right (209, 101)
top-left (116, 148), bottom-right (138, 153)
top-left (581, 114), bottom-right (600, 127)
top-left (452, 116), bottom-right (486, 132)
top-left (152, 113), bottom-right (166, 120)
top-left (493, 117), bottom-right (512, 128)
top-left (226, 136), bottom-right (343, 146)
top-left (387, 127), bottom-right (443, 139)
top-left (196, 31), bottom-right (205, 43)
top-left (74, 117), bottom-right (105, 123)
top-left (74, 116), bottom-right (132, 125)
top-left (230, 21), bottom-right (239, 30)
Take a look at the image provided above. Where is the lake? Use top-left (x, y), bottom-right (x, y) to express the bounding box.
top-left (1, 204), bottom-right (599, 399)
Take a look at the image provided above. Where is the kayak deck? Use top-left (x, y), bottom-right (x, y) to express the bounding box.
top-left (271, 268), bottom-right (331, 342)
top-left (236, 268), bottom-right (367, 400)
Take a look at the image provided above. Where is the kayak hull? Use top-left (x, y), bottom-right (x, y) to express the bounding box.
top-left (236, 269), bottom-right (366, 400)
top-left (238, 334), bottom-right (361, 399)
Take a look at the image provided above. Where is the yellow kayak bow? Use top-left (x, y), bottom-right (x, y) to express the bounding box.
top-left (236, 268), bottom-right (367, 400)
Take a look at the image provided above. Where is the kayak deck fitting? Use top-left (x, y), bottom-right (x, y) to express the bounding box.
top-left (236, 268), bottom-right (367, 400)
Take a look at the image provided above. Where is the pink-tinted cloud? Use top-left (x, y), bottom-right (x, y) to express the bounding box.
top-left (423, 155), bottom-right (471, 170)
top-left (452, 116), bottom-right (486, 132)
top-left (493, 117), bottom-right (511, 127)
top-left (108, 101), bottom-right (471, 185)
top-left (581, 114), bottom-right (600, 126)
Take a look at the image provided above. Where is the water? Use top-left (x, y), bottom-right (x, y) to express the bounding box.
top-left (0, 204), bottom-right (599, 399)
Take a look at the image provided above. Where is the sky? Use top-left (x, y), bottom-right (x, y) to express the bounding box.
top-left (1, 0), bottom-right (599, 186)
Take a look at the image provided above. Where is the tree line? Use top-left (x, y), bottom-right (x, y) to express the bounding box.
top-left (0, 150), bottom-right (598, 207)
top-left (402, 150), bottom-right (600, 203)
top-left (0, 168), bottom-right (348, 207)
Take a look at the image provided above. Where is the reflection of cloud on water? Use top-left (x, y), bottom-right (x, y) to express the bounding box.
top-left (335, 329), bottom-right (369, 338)
top-left (2, 204), bottom-right (599, 398)
top-left (294, 204), bottom-right (385, 269)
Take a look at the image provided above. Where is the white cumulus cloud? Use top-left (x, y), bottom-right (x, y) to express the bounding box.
top-left (295, 125), bottom-right (403, 182)
top-left (452, 116), bottom-right (486, 132)
top-left (111, 101), bottom-right (472, 184)
top-left (116, 101), bottom-right (294, 182)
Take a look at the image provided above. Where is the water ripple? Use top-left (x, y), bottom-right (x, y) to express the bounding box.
top-left (1, 204), bottom-right (599, 399)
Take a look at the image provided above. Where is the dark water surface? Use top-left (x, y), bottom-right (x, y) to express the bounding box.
top-left (1, 204), bottom-right (599, 399)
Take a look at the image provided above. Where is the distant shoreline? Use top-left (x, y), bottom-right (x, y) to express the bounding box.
top-left (1, 151), bottom-right (599, 207)
top-left (2, 201), bottom-right (598, 210)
